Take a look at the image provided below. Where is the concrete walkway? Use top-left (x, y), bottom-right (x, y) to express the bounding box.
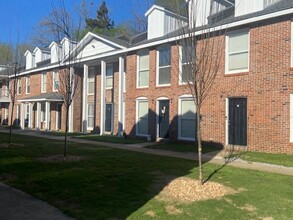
top-left (0, 182), bottom-right (74, 220)
top-left (1, 128), bottom-right (293, 176)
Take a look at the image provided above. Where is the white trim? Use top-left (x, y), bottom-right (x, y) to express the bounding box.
top-left (291, 20), bottom-right (293, 68)
top-left (87, 67), bottom-right (95, 95)
top-left (178, 95), bottom-right (196, 141)
top-left (118, 57), bottom-right (125, 136)
top-left (100, 60), bottom-right (106, 135)
top-left (87, 102), bottom-right (94, 130)
top-left (25, 75), bottom-right (30, 94)
top-left (225, 29), bottom-right (250, 74)
top-left (290, 94), bottom-right (293, 142)
top-left (136, 49), bottom-right (149, 88)
top-left (41, 72), bottom-right (47, 93)
top-left (52, 70), bottom-right (59, 92)
top-left (18, 98), bottom-right (62, 102)
top-left (156, 44), bottom-right (171, 86)
top-left (136, 97), bottom-right (149, 137)
top-left (82, 65), bottom-right (88, 133)
top-left (106, 63), bottom-right (114, 89)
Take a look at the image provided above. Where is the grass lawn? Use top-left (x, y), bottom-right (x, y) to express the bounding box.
top-left (0, 132), bottom-right (292, 219)
top-left (40, 131), bottom-right (83, 137)
top-left (145, 141), bottom-right (223, 154)
top-left (233, 151), bottom-right (293, 167)
top-left (73, 134), bottom-right (147, 144)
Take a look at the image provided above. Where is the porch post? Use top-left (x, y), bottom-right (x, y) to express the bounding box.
top-left (36, 102), bottom-right (41, 129)
top-left (29, 103), bottom-right (33, 128)
top-left (118, 57), bottom-right (124, 137)
top-left (82, 64), bottom-right (88, 134)
top-left (20, 103), bottom-right (25, 129)
top-left (69, 67), bottom-right (74, 132)
top-left (45, 102), bottom-right (50, 130)
top-left (100, 60), bottom-right (106, 135)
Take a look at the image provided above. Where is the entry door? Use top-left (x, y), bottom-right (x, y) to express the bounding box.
top-left (105, 104), bottom-right (113, 132)
top-left (56, 104), bottom-right (62, 130)
top-left (228, 98), bottom-right (247, 146)
top-left (158, 100), bottom-right (170, 138)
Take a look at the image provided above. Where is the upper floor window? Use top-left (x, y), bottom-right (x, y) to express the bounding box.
top-left (157, 44), bottom-right (171, 86)
top-left (17, 79), bottom-right (21, 95)
top-left (53, 70), bottom-right (59, 91)
top-left (180, 41), bottom-right (195, 84)
top-left (41, 72), bottom-right (47, 93)
top-left (106, 64), bottom-right (113, 89)
top-left (88, 68), bottom-right (95, 95)
top-left (137, 49), bottom-right (149, 88)
top-left (26, 75), bottom-right (30, 94)
top-left (226, 30), bottom-right (250, 74)
top-left (291, 21), bottom-right (293, 68)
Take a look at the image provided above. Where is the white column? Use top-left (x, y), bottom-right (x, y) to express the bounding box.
top-left (45, 102), bottom-right (50, 130)
top-left (20, 103), bottom-right (25, 129)
top-left (118, 57), bottom-right (124, 137)
top-left (100, 60), bottom-right (106, 135)
top-left (29, 103), bottom-right (33, 128)
top-left (82, 64), bottom-right (88, 134)
top-left (69, 67), bottom-right (74, 132)
top-left (36, 102), bottom-right (41, 129)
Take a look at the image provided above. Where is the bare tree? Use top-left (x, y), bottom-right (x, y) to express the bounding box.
top-left (175, 0), bottom-right (225, 184)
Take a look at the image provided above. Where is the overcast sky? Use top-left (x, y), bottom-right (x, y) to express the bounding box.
top-left (0, 0), bottom-right (146, 44)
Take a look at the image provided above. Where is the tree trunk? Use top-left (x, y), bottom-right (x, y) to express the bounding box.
top-left (196, 108), bottom-right (203, 185)
top-left (64, 105), bottom-right (69, 157)
top-left (8, 103), bottom-right (14, 145)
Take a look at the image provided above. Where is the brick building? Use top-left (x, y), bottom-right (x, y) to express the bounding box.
top-left (1, 0), bottom-right (293, 154)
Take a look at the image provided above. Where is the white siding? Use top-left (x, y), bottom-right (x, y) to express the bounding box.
top-left (25, 52), bottom-right (35, 70)
top-left (147, 9), bottom-right (165, 40)
top-left (189, 0), bottom-right (211, 27)
top-left (77, 39), bottom-right (116, 59)
top-left (50, 43), bottom-right (61, 63)
top-left (235, 0), bottom-right (264, 17)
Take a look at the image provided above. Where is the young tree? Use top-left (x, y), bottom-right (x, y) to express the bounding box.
top-left (176, 0), bottom-right (225, 184)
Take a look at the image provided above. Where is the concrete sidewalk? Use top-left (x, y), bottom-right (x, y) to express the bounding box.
top-left (1, 128), bottom-right (293, 176)
top-left (0, 182), bottom-right (74, 220)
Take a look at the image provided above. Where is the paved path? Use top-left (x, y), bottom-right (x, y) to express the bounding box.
top-left (0, 182), bottom-right (74, 220)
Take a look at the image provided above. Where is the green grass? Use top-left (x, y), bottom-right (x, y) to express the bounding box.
top-left (73, 134), bottom-right (147, 144)
top-left (40, 131), bottom-right (83, 137)
top-left (0, 132), bottom-right (292, 220)
top-left (146, 141), bottom-right (223, 154)
top-left (232, 151), bottom-right (293, 167)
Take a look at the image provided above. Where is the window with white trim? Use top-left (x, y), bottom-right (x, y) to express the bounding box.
top-left (291, 21), bottom-right (293, 68)
top-left (53, 70), bottom-right (59, 91)
top-left (26, 75), bottom-right (30, 94)
top-left (226, 30), bottom-right (249, 74)
top-left (137, 49), bottom-right (149, 88)
top-left (17, 79), bottom-right (21, 95)
top-left (88, 68), bottom-right (95, 94)
top-left (41, 72), bottom-right (47, 93)
top-left (179, 97), bottom-right (196, 140)
top-left (180, 41), bottom-right (195, 84)
top-left (106, 64), bottom-right (113, 89)
top-left (136, 99), bottom-right (148, 135)
top-left (157, 44), bottom-right (171, 85)
top-left (87, 103), bottom-right (94, 129)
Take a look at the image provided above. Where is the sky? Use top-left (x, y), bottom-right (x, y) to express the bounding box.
top-left (0, 0), bottom-right (148, 44)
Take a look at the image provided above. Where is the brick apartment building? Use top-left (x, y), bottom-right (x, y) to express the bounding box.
top-left (1, 0), bottom-right (293, 154)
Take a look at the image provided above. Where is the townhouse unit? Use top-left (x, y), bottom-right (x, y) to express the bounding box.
top-left (1, 0), bottom-right (293, 154)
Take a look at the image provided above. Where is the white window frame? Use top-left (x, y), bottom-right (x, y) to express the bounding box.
top-left (88, 68), bottom-right (95, 95)
top-left (41, 72), bottom-right (47, 93)
top-left (291, 20), bottom-right (293, 68)
top-left (87, 102), bottom-right (94, 130)
top-left (156, 44), bottom-right (171, 86)
top-left (106, 64), bottom-right (113, 89)
top-left (179, 43), bottom-right (195, 85)
top-left (137, 49), bottom-right (149, 88)
top-left (178, 95), bottom-right (196, 141)
top-left (52, 70), bottom-right (59, 92)
top-left (225, 29), bottom-right (250, 74)
top-left (17, 78), bottom-right (21, 95)
top-left (136, 97), bottom-right (149, 136)
top-left (290, 94), bottom-right (293, 143)
top-left (25, 75), bottom-right (30, 94)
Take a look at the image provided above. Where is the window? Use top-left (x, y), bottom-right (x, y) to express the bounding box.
top-left (226, 30), bottom-right (249, 74)
top-left (25, 104), bottom-right (30, 128)
top-left (87, 103), bottom-right (94, 129)
top-left (4, 105), bottom-right (9, 125)
top-left (16, 105), bottom-right (20, 126)
top-left (53, 70), bottom-right (59, 91)
top-left (180, 41), bottom-right (195, 84)
top-left (41, 72), bottom-right (47, 93)
top-left (106, 64), bottom-right (113, 89)
top-left (136, 99), bottom-right (148, 135)
top-left (179, 97), bottom-right (196, 140)
top-left (291, 21), bottom-right (293, 67)
top-left (5, 80), bottom-right (9, 97)
top-left (17, 79), bottom-right (21, 95)
top-left (26, 75), bottom-right (30, 94)
top-left (88, 68), bottom-right (95, 94)
top-left (157, 45), bottom-right (171, 85)
top-left (137, 49), bottom-right (149, 88)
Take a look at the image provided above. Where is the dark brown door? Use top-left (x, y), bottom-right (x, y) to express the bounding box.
top-left (159, 100), bottom-right (170, 138)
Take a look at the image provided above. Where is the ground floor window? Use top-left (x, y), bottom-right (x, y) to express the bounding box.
top-left (16, 105), bottom-right (21, 126)
top-left (4, 105), bottom-right (9, 125)
top-left (87, 103), bottom-right (94, 129)
top-left (136, 99), bottom-right (148, 136)
top-left (179, 97), bottom-right (196, 140)
top-left (25, 104), bottom-right (30, 128)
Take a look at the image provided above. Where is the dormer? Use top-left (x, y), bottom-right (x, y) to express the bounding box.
top-left (49, 42), bottom-right (62, 63)
top-left (33, 47), bottom-right (51, 65)
top-left (61, 38), bottom-right (78, 60)
top-left (145, 5), bottom-right (188, 40)
top-left (235, 0), bottom-right (264, 17)
top-left (24, 50), bottom-right (35, 70)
